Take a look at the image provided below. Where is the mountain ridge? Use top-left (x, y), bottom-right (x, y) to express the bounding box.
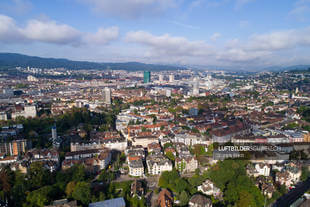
top-left (0, 53), bottom-right (185, 71)
top-left (0, 52), bottom-right (309, 72)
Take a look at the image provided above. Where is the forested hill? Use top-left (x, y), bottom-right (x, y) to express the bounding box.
top-left (0, 53), bottom-right (184, 71)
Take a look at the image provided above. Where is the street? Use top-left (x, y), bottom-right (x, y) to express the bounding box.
top-left (272, 178), bottom-right (310, 207)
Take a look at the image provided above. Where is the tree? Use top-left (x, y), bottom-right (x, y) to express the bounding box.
top-left (0, 167), bottom-right (13, 200)
top-left (72, 164), bottom-right (86, 182)
top-left (188, 174), bottom-right (205, 187)
top-left (179, 191), bottom-right (189, 206)
top-left (25, 186), bottom-right (56, 207)
top-left (236, 191), bottom-right (255, 207)
top-left (72, 182), bottom-right (91, 205)
top-left (177, 161), bottom-right (186, 173)
top-left (206, 144), bottom-right (214, 156)
top-left (11, 170), bottom-right (28, 206)
top-left (193, 145), bottom-right (207, 157)
top-left (98, 170), bottom-right (115, 184)
top-left (191, 127), bottom-right (200, 134)
top-left (165, 151), bottom-right (175, 161)
top-left (65, 181), bottom-right (76, 198)
top-left (301, 166), bottom-right (310, 181)
top-left (208, 160), bottom-right (264, 207)
top-left (174, 179), bottom-right (188, 193)
top-left (158, 170), bottom-right (190, 194)
top-left (27, 162), bottom-right (51, 189)
top-left (163, 143), bottom-right (173, 149)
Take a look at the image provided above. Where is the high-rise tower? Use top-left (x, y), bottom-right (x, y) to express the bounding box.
top-left (144, 71), bottom-right (151, 83)
top-left (103, 87), bottom-right (111, 105)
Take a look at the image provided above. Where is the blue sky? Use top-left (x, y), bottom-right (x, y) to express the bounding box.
top-left (0, 0), bottom-right (310, 69)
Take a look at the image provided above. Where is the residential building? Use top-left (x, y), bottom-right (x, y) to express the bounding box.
top-left (0, 139), bottom-right (30, 156)
top-left (175, 156), bottom-right (198, 174)
top-left (189, 194), bottom-right (212, 207)
top-left (198, 180), bottom-right (222, 199)
top-left (247, 163), bottom-right (271, 177)
top-left (146, 154), bottom-right (172, 175)
top-left (129, 159), bottom-right (144, 177)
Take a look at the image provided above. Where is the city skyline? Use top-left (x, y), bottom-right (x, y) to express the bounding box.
top-left (0, 0), bottom-right (310, 70)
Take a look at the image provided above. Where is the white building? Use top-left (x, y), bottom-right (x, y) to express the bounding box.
top-left (103, 87), bottom-right (111, 105)
top-left (12, 105), bottom-right (37, 119)
top-left (131, 136), bottom-right (159, 148)
top-left (129, 160), bottom-right (144, 177)
top-left (169, 74), bottom-right (174, 82)
top-left (97, 150), bottom-right (112, 170)
top-left (0, 156), bottom-right (18, 166)
top-left (198, 180), bottom-right (222, 198)
top-left (255, 163), bottom-right (271, 177)
top-left (0, 112), bottom-right (8, 121)
top-left (166, 89), bottom-right (172, 97)
top-left (27, 75), bottom-right (38, 82)
top-left (247, 163), bottom-right (271, 177)
top-left (192, 77), bottom-right (199, 96)
top-left (146, 154), bottom-right (172, 175)
top-left (175, 156), bottom-right (198, 174)
top-left (24, 105), bottom-right (37, 118)
top-left (174, 134), bottom-right (208, 146)
top-left (102, 138), bottom-right (127, 151)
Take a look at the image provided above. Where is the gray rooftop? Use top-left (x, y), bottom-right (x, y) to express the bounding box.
top-left (89, 197), bottom-right (126, 207)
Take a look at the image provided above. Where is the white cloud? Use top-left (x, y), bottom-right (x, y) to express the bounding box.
top-left (168, 20), bottom-right (200, 29)
top-left (234, 0), bottom-right (255, 10)
top-left (22, 19), bottom-right (81, 45)
top-left (217, 48), bottom-right (269, 62)
top-left (84, 27), bottom-right (119, 45)
top-left (125, 30), bottom-right (213, 58)
top-left (246, 28), bottom-right (310, 51)
top-left (80, 0), bottom-right (177, 19)
top-left (210, 32), bottom-right (221, 41)
top-left (188, 0), bottom-right (204, 10)
top-left (0, 14), bottom-right (118, 46)
top-left (289, 0), bottom-right (310, 21)
top-left (218, 27), bottom-right (310, 64)
top-left (0, 15), bottom-right (25, 43)
top-left (0, 0), bottom-right (32, 15)
top-left (124, 27), bottom-right (310, 66)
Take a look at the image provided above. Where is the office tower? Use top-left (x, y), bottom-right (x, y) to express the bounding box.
top-left (193, 77), bottom-right (199, 96)
top-left (169, 74), bottom-right (174, 82)
top-left (159, 74), bottom-right (164, 83)
top-left (52, 125), bottom-right (57, 140)
top-left (144, 71), bottom-right (151, 83)
top-left (103, 87), bottom-right (111, 105)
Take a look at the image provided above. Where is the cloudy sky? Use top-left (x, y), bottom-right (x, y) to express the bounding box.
top-left (0, 0), bottom-right (310, 70)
